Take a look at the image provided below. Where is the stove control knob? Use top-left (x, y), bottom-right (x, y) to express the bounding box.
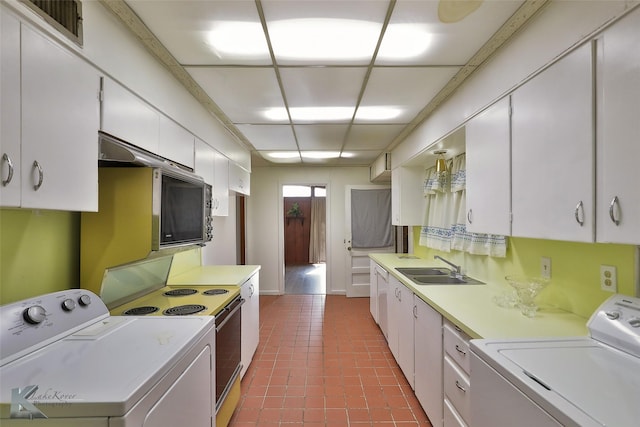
top-left (628, 318), bottom-right (640, 328)
top-left (23, 305), bottom-right (46, 324)
top-left (605, 311), bottom-right (621, 320)
top-left (61, 299), bottom-right (76, 312)
top-left (78, 294), bottom-right (91, 307)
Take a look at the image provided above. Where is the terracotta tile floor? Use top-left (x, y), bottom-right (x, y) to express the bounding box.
top-left (230, 295), bottom-right (432, 427)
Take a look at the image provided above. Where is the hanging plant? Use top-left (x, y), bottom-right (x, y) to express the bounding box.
top-left (287, 202), bottom-right (302, 217)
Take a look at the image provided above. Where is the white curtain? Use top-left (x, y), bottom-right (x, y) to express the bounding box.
top-left (309, 196), bottom-right (326, 263)
top-left (420, 154), bottom-right (507, 257)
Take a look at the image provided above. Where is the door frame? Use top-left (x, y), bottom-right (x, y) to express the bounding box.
top-left (277, 181), bottom-right (331, 294)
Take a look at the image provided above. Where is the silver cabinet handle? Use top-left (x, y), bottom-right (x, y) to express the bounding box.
top-left (413, 305), bottom-right (417, 318)
top-left (467, 209), bottom-right (473, 224)
top-left (609, 196), bottom-right (620, 226)
top-left (455, 380), bottom-right (467, 393)
top-left (33, 161), bottom-right (44, 191)
top-left (455, 344), bottom-right (467, 356)
top-left (2, 153), bottom-right (14, 186)
top-left (574, 200), bottom-right (584, 226)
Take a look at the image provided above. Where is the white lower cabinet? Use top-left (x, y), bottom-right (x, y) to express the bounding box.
top-left (444, 399), bottom-right (467, 427)
top-left (375, 262), bottom-right (389, 339)
top-left (414, 295), bottom-right (443, 427)
top-left (443, 321), bottom-right (472, 426)
top-left (370, 260), bottom-right (378, 323)
top-left (387, 276), bottom-right (415, 389)
top-left (240, 272), bottom-right (259, 378)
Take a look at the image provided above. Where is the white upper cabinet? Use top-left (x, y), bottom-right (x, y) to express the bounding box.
top-left (596, 8), bottom-right (640, 244)
top-left (194, 138), bottom-right (215, 185)
top-left (465, 97), bottom-right (511, 236)
top-left (18, 24), bottom-right (100, 211)
top-left (511, 43), bottom-right (594, 242)
top-left (101, 77), bottom-right (159, 154)
top-left (0, 8), bottom-right (21, 207)
top-left (158, 116), bottom-right (194, 169)
top-left (392, 166), bottom-right (425, 226)
top-left (213, 152), bottom-right (229, 216)
top-left (228, 161), bottom-right (250, 195)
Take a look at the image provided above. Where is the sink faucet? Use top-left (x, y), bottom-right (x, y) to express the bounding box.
top-left (434, 255), bottom-right (462, 276)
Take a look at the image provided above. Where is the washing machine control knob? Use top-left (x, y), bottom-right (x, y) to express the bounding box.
top-left (61, 298), bottom-right (76, 312)
top-left (78, 294), bottom-right (91, 307)
top-left (23, 305), bottom-right (46, 324)
top-left (605, 311), bottom-right (620, 320)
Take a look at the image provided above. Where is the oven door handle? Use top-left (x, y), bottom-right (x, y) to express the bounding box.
top-left (215, 297), bottom-right (245, 332)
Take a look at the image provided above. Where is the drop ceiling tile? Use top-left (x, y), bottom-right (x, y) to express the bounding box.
top-left (279, 67), bottom-right (367, 111)
top-left (294, 125), bottom-right (350, 150)
top-left (344, 124), bottom-right (406, 150)
top-left (376, 0), bottom-right (524, 66)
top-left (127, 0), bottom-right (271, 65)
top-left (235, 124), bottom-right (297, 150)
top-left (185, 66), bottom-right (285, 123)
top-left (261, 0), bottom-right (389, 65)
top-left (355, 66), bottom-right (460, 123)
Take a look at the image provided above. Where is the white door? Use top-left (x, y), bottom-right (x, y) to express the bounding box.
top-left (345, 185), bottom-right (394, 297)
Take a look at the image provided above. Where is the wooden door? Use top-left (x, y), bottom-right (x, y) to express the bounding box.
top-left (284, 197), bottom-right (311, 265)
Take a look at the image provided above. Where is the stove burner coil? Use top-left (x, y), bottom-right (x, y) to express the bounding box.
top-left (163, 304), bottom-right (207, 316)
top-left (202, 289), bottom-right (230, 296)
top-left (123, 306), bottom-right (159, 316)
top-left (163, 288), bottom-right (198, 297)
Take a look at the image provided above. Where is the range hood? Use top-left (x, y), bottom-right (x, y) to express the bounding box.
top-left (98, 132), bottom-right (193, 173)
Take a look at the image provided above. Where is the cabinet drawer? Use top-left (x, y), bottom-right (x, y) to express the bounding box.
top-left (444, 398), bottom-right (468, 427)
top-left (444, 356), bottom-right (470, 424)
top-left (443, 322), bottom-right (471, 375)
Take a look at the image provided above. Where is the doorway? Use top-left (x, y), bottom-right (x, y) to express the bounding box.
top-left (283, 185), bottom-right (326, 294)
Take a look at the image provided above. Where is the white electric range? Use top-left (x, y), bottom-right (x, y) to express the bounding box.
top-left (470, 294), bottom-right (640, 427)
top-left (0, 289), bottom-right (216, 426)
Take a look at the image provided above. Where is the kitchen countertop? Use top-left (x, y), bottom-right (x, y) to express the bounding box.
top-left (168, 265), bottom-right (261, 287)
top-left (370, 253), bottom-right (589, 340)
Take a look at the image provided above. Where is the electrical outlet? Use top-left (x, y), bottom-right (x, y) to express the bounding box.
top-left (600, 265), bottom-right (617, 292)
top-left (540, 257), bottom-right (551, 279)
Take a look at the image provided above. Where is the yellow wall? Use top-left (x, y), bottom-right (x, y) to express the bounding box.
top-left (413, 227), bottom-right (638, 319)
top-left (0, 209), bottom-right (80, 304)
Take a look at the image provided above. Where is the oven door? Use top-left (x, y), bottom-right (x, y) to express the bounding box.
top-left (215, 296), bottom-right (244, 412)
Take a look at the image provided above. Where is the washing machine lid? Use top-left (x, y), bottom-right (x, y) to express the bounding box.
top-left (0, 316), bottom-right (214, 419)
top-left (499, 340), bottom-right (640, 427)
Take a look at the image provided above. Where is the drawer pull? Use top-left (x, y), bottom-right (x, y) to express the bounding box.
top-left (455, 380), bottom-right (467, 393)
top-left (454, 344), bottom-right (467, 356)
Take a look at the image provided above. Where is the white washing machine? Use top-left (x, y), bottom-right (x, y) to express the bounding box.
top-left (470, 294), bottom-right (640, 427)
top-left (0, 289), bottom-right (216, 426)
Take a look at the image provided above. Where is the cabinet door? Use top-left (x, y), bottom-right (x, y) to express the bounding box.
top-left (392, 166), bottom-right (425, 226)
top-left (387, 276), bottom-right (400, 360)
top-left (377, 264), bottom-right (389, 339)
top-left (229, 161), bottom-right (250, 195)
top-left (398, 283), bottom-right (415, 389)
top-left (465, 97), bottom-right (511, 235)
top-left (596, 8), bottom-right (640, 244)
top-left (0, 8), bottom-right (21, 207)
top-left (369, 260), bottom-right (378, 323)
top-left (159, 116), bottom-right (194, 169)
top-left (213, 152), bottom-right (229, 216)
top-left (194, 138), bottom-right (215, 186)
top-left (102, 77), bottom-right (159, 154)
top-left (511, 43), bottom-right (594, 242)
top-left (414, 296), bottom-right (443, 427)
top-left (21, 25), bottom-right (100, 211)
top-left (240, 273), bottom-right (259, 378)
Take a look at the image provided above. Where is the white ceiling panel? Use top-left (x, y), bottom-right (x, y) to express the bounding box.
top-left (376, 0), bottom-right (525, 66)
top-left (127, 1), bottom-right (271, 65)
top-left (279, 67), bottom-right (367, 110)
top-left (344, 124), bottom-right (407, 150)
top-left (337, 151), bottom-right (382, 165)
top-left (355, 66), bottom-right (461, 123)
top-left (235, 124), bottom-right (297, 150)
top-left (294, 124), bottom-right (350, 150)
top-left (185, 66), bottom-right (285, 123)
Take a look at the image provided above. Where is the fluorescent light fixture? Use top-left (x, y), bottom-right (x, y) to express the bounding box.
top-left (205, 22), bottom-right (267, 57)
top-left (356, 106), bottom-right (404, 120)
top-left (267, 152), bottom-right (300, 159)
top-left (264, 106), bottom-right (355, 122)
top-left (301, 151), bottom-right (341, 159)
top-left (377, 24), bottom-right (433, 59)
top-left (269, 18), bottom-right (380, 61)
top-left (340, 152), bottom-right (355, 158)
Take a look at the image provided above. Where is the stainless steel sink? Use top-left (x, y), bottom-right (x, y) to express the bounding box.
top-left (396, 267), bottom-right (451, 276)
top-left (395, 267), bottom-right (484, 285)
